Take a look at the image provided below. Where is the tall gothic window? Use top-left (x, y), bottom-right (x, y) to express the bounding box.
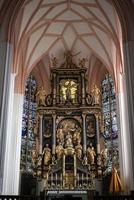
top-left (101, 74), bottom-right (119, 174)
top-left (20, 76), bottom-right (37, 173)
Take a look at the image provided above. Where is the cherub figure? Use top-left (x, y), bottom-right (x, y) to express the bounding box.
top-left (51, 55), bottom-right (58, 67)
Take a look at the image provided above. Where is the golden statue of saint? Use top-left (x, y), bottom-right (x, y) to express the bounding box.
top-left (56, 144), bottom-right (64, 160)
top-left (31, 145), bottom-right (38, 166)
top-left (57, 125), bottom-right (64, 145)
top-left (65, 132), bottom-right (73, 148)
top-left (91, 84), bottom-right (101, 105)
top-left (73, 125), bottom-right (81, 145)
top-left (101, 146), bottom-right (108, 166)
top-left (43, 144), bottom-right (51, 165)
top-left (75, 141), bottom-right (82, 159)
top-left (87, 143), bottom-right (96, 165)
top-left (60, 80), bottom-right (78, 103)
top-left (36, 86), bottom-right (46, 106)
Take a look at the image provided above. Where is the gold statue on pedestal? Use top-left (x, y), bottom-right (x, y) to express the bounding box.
top-left (73, 125), bottom-right (81, 145)
top-left (101, 146), bottom-right (108, 167)
top-left (87, 143), bottom-right (96, 165)
top-left (56, 143), bottom-right (64, 160)
top-left (75, 141), bottom-right (82, 159)
top-left (36, 86), bottom-right (46, 106)
top-left (91, 84), bottom-right (101, 105)
top-left (65, 132), bottom-right (73, 148)
top-left (31, 144), bottom-right (38, 166)
top-left (43, 144), bottom-right (51, 165)
top-left (57, 125), bottom-right (64, 145)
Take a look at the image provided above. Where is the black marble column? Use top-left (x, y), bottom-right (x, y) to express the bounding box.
top-left (52, 113), bottom-right (56, 156)
top-left (53, 73), bottom-right (56, 106)
top-left (95, 114), bottom-right (100, 154)
top-left (39, 115), bottom-right (43, 154)
top-left (81, 72), bottom-right (86, 105)
top-left (82, 113), bottom-right (87, 154)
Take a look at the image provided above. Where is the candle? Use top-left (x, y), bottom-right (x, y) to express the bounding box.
top-left (46, 173), bottom-right (48, 181)
top-left (51, 173), bottom-right (53, 181)
top-left (82, 173), bottom-right (84, 183)
top-left (61, 174), bottom-right (62, 185)
top-left (56, 173), bottom-right (57, 185)
top-left (77, 173), bottom-right (79, 186)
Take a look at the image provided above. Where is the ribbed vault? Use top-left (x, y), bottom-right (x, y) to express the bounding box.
top-left (8, 0), bottom-right (123, 93)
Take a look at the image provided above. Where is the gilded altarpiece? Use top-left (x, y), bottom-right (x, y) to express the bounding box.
top-left (35, 52), bottom-right (102, 191)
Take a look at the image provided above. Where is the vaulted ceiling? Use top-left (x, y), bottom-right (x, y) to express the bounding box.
top-left (10, 0), bottom-right (123, 92)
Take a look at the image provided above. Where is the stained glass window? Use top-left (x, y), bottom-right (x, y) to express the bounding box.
top-left (101, 74), bottom-right (119, 174)
top-left (20, 75), bottom-right (37, 173)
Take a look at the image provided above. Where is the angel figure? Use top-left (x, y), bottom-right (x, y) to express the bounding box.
top-left (51, 55), bottom-right (58, 67)
top-left (79, 57), bottom-right (88, 68)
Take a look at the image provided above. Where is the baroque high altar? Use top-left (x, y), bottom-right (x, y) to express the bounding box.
top-left (34, 51), bottom-right (102, 191)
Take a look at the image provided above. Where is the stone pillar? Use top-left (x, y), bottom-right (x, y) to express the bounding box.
top-left (0, 42), bottom-right (12, 194)
top-left (118, 62), bottom-right (134, 191)
top-left (2, 74), bottom-right (24, 194)
top-left (82, 113), bottom-right (87, 154)
top-left (52, 114), bottom-right (56, 156)
top-left (95, 114), bottom-right (100, 154)
top-left (39, 115), bottom-right (43, 154)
